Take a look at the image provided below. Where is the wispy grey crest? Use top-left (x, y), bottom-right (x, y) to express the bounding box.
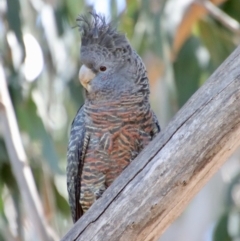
top-left (76, 12), bottom-right (129, 50)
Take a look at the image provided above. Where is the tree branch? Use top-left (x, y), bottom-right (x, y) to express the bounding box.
top-left (0, 63), bottom-right (57, 241)
top-left (60, 45), bottom-right (240, 241)
top-left (196, 0), bottom-right (240, 34)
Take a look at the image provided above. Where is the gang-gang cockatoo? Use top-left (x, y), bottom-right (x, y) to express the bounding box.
top-left (67, 12), bottom-right (160, 223)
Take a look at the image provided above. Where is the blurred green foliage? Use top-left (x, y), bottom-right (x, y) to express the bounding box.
top-left (0, 0), bottom-right (240, 240)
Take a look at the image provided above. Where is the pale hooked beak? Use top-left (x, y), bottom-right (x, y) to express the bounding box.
top-left (79, 65), bottom-right (95, 92)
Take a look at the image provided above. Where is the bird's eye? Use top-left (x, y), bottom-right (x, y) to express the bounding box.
top-left (99, 66), bottom-right (107, 72)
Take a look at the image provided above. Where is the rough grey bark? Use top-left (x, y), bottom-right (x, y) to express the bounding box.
top-left (61, 45), bottom-right (240, 241)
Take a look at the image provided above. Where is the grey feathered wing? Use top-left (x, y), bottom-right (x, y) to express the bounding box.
top-left (152, 111), bottom-right (161, 138)
top-left (67, 105), bottom-right (86, 222)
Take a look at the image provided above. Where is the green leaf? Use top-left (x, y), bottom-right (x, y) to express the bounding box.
top-left (0, 182), bottom-right (5, 217)
top-left (221, 0), bottom-right (240, 23)
top-left (62, 0), bottom-right (85, 24)
top-left (54, 185), bottom-right (70, 217)
top-left (16, 95), bottom-right (62, 174)
top-left (0, 163), bottom-right (18, 193)
top-left (197, 18), bottom-right (235, 69)
top-left (174, 37), bottom-right (202, 107)
top-left (68, 79), bottom-right (84, 110)
top-left (213, 213), bottom-right (232, 241)
top-left (0, 233), bottom-right (5, 241)
top-left (6, 0), bottom-right (25, 59)
top-left (0, 140), bottom-right (9, 165)
top-left (54, 8), bottom-right (65, 36)
top-left (110, 0), bottom-right (118, 20)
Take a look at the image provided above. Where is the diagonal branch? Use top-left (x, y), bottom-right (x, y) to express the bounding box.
top-left (0, 63), bottom-right (57, 241)
top-left (61, 45), bottom-right (240, 241)
top-left (196, 0), bottom-right (240, 33)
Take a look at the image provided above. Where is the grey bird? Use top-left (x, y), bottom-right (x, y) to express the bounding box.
top-left (67, 12), bottom-right (160, 223)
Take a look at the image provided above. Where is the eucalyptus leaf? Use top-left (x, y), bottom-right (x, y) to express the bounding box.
top-left (16, 96), bottom-right (62, 174)
top-left (213, 213), bottom-right (232, 241)
top-left (198, 19), bottom-right (235, 69)
top-left (174, 37), bottom-right (202, 107)
top-left (6, 0), bottom-right (25, 61)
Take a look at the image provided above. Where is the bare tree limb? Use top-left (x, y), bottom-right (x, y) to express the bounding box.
top-left (196, 0), bottom-right (240, 34)
top-left (61, 45), bottom-right (240, 241)
top-left (0, 63), bottom-right (58, 241)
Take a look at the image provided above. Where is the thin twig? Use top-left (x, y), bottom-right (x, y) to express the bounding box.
top-left (0, 63), bottom-right (58, 241)
top-left (196, 0), bottom-right (240, 33)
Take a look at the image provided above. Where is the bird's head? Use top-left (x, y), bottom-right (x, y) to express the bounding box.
top-left (77, 12), bottom-right (149, 103)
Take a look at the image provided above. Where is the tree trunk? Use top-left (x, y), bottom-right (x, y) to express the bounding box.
top-left (0, 63), bottom-right (57, 241)
top-left (61, 45), bottom-right (240, 241)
